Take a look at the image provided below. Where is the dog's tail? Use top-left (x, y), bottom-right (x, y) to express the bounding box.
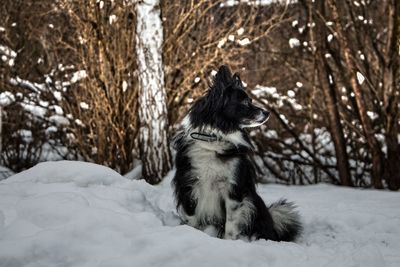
top-left (269, 199), bottom-right (302, 242)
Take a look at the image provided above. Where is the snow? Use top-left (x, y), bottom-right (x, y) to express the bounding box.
top-left (1, 161), bottom-right (399, 267)
top-left (74, 119), bottom-right (84, 127)
top-left (357, 71), bottom-right (365, 85)
top-left (253, 86), bottom-right (277, 95)
top-left (367, 111), bottom-right (378, 120)
top-left (80, 102), bottom-right (89, 109)
top-left (287, 90), bottom-right (295, 98)
top-left (122, 80), bottom-right (128, 92)
top-left (99, 0), bottom-right (104, 9)
top-left (289, 38), bottom-right (300, 48)
top-left (0, 45), bottom-right (17, 59)
top-left (109, 15), bottom-right (117, 25)
top-left (0, 166), bottom-right (14, 181)
top-left (49, 105), bottom-right (63, 115)
top-left (14, 129), bottom-right (33, 143)
top-left (124, 164), bottom-right (143, 180)
top-left (53, 91), bottom-right (62, 101)
top-left (307, 22), bottom-right (315, 28)
top-left (237, 38), bottom-right (251, 46)
top-left (7, 58), bottom-right (15, 67)
top-left (49, 115), bottom-right (70, 126)
top-left (70, 70), bottom-right (87, 83)
top-left (0, 46), bottom-right (16, 66)
top-left (0, 91), bottom-right (15, 107)
top-left (253, 85), bottom-right (303, 110)
top-left (20, 102), bottom-right (47, 118)
top-left (217, 38), bottom-right (227, 48)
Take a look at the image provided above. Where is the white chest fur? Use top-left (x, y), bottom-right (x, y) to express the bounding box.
top-left (187, 142), bottom-right (238, 226)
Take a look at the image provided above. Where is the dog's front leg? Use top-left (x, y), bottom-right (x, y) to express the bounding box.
top-left (224, 198), bottom-right (254, 240)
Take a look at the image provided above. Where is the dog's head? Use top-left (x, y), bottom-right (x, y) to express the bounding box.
top-left (189, 65), bottom-right (270, 133)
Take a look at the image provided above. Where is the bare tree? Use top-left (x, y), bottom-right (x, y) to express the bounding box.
top-left (0, 0), bottom-right (75, 171)
top-left (136, 0), bottom-right (172, 184)
top-left (251, 0), bottom-right (400, 189)
top-left (59, 0), bottom-right (139, 174)
top-left (311, 0), bottom-right (353, 186)
top-left (162, 0), bottom-right (290, 124)
top-left (324, 0), bottom-right (382, 189)
top-left (383, 0), bottom-right (400, 190)
top-left (2, 0), bottom-right (398, 189)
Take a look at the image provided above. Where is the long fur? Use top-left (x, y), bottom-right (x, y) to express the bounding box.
top-left (172, 65), bottom-right (302, 241)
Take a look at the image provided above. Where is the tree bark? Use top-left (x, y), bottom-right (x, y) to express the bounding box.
top-left (313, 0), bottom-right (353, 187)
top-left (327, 0), bottom-right (383, 188)
top-left (384, 0), bottom-right (400, 190)
top-left (317, 58), bottom-right (353, 186)
top-left (136, 0), bottom-right (172, 184)
top-left (0, 106), bottom-right (2, 166)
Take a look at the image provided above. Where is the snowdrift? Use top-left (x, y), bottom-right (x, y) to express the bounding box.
top-left (0, 161), bottom-right (399, 267)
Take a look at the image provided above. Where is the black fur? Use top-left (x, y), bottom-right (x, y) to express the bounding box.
top-left (172, 65), bottom-right (302, 241)
top-left (189, 65), bottom-right (270, 133)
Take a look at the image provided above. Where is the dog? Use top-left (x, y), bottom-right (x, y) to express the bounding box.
top-left (172, 65), bottom-right (302, 241)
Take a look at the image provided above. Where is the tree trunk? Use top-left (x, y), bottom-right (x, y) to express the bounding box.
top-left (327, 0), bottom-right (383, 188)
top-left (384, 0), bottom-right (400, 190)
top-left (0, 106), bottom-right (2, 166)
top-left (386, 131), bottom-right (400, 190)
top-left (313, 0), bottom-right (353, 187)
top-left (136, 0), bottom-right (172, 184)
top-left (317, 58), bottom-right (353, 186)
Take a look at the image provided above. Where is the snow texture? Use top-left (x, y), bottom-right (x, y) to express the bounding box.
top-left (0, 91), bottom-right (15, 107)
top-left (289, 38), bottom-right (300, 48)
top-left (0, 166), bottom-right (14, 181)
top-left (0, 161), bottom-right (399, 267)
top-left (356, 71), bottom-right (365, 85)
top-left (237, 38), bottom-right (251, 46)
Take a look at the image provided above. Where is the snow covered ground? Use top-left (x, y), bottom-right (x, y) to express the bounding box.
top-left (0, 161), bottom-right (399, 267)
top-left (0, 166), bottom-right (14, 181)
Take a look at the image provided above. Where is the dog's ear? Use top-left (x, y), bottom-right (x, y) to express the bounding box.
top-left (233, 73), bottom-right (244, 89)
top-left (213, 65), bottom-right (233, 90)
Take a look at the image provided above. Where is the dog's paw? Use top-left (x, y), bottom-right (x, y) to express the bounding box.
top-left (203, 225), bottom-right (219, 237)
top-left (224, 230), bottom-right (239, 240)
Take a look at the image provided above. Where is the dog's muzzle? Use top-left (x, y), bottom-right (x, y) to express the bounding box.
top-left (240, 109), bottom-right (270, 128)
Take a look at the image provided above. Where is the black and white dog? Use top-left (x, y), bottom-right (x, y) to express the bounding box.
top-left (172, 65), bottom-right (302, 241)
